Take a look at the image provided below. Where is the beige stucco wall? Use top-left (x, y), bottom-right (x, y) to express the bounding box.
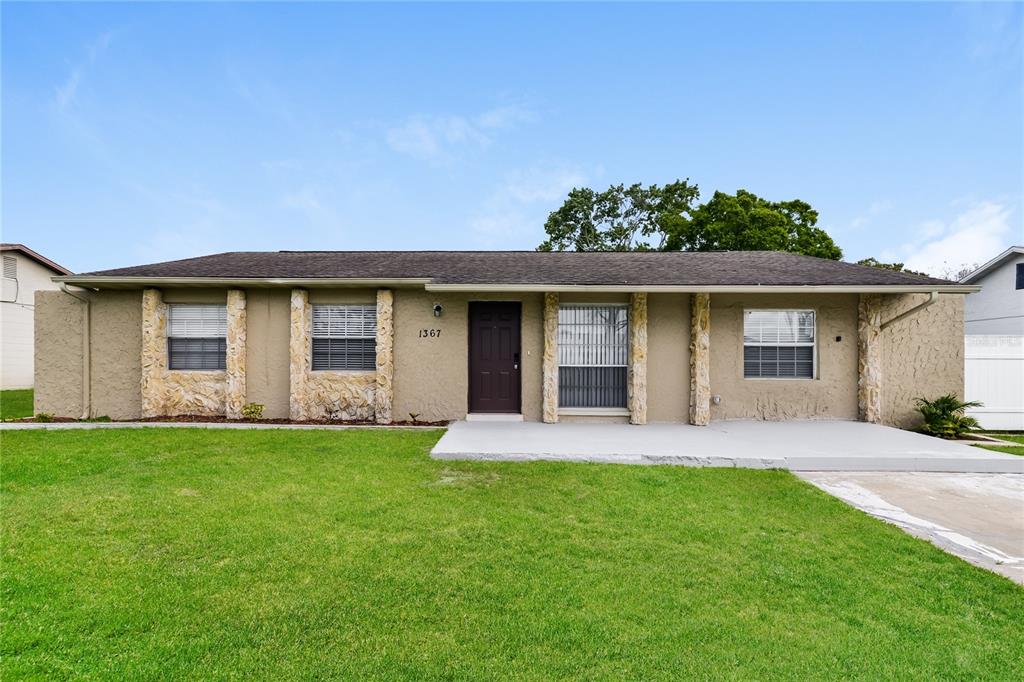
top-left (880, 293), bottom-right (965, 429)
top-left (90, 291), bottom-right (143, 419)
top-left (34, 290), bottom-right (85, 417)
top-left (32, 286), bottom-right (966, 427)
top-left (244, 288), bottom-right (291, 419)
top-left (33, 289), bottom-right (143, 419)
top-left (393, 289), bottom-right (544, 422)
top-left (709, 293), bottom-right (860, 421)
top-left (648, 293), bottom-right (691, 423)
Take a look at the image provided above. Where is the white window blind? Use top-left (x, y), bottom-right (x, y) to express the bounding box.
top-left (312, 305), bottom-right (377, 371)
top-left (167, 304), bottom-right (227, 370)
top-left (557, 305), bottom-right (628, 408)
top-left (167, 305), bottom-right (227, 338)
top-left (743, 310), bottom-right (815, 379)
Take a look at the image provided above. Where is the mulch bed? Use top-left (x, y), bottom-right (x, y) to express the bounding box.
top-left (6, 415), bottom-right (449, 427)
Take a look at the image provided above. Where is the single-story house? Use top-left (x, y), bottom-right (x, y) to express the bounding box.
top-left (35, 250), bottom-right (977, 427)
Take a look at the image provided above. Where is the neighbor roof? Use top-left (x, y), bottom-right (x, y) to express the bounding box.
top-left (59, 250), bottom-right (970, 291)
top-left (1, 243), bottom-right (72, 276)
top-left (959, 246), bottom-right (1024, 284)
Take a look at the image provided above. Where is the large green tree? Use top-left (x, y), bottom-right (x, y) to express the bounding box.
top-left (538, 184), bottom-right (843, 260)
top-left (664, 189), bottom-right (842, 259)
top-left (537, 180), bottom-right (700, 252)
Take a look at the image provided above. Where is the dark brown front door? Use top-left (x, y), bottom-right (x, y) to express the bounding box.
top-left (468, 302), bottom-right (521, 413)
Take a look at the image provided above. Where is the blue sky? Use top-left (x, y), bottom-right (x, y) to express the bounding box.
top-left (2, 1), bottom-right (1022, 276)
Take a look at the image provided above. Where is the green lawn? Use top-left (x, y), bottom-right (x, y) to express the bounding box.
top-left (977, 433), bottom-right (1024, 456)
top-left (0, 389), bottom-right (33, 420)
top-left (2, 429), bottom-right (1022, 679)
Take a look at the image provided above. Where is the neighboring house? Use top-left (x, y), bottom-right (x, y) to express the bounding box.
top-left (0, 244), bottom-right (72, 389)
top-left (959, 246), bottom-right (1024, 430)
top-left (36, 250), bottom-right (974, 428)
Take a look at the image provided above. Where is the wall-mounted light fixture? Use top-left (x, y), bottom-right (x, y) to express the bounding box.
top-left (433, 303), bottom-right (443, 317)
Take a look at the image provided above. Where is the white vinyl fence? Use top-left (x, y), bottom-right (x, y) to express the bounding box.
top-left (964, 335), bottom-right (1024, 430)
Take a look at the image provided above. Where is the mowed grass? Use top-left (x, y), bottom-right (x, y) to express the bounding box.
top-left (977, 433), bottom-right (1024, 456)
top-left (2, 429), bottom-right (1022, 679)
top-left (0, 389), bottom-right (33, 420)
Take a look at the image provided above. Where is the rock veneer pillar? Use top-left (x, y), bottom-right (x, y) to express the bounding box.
top-left (858, 293), bottom-right (883, 423)
top-left (141, 287), bottom-right (168, 418)
top-left (542, 292), bottom-right (559, 423)
top-left (628, 292), bottom-right (648, 425)
top-left (689, 292), bottom-right (711, 426)
top-left (225, 288), bottom-right (247, 419)
top-left (289, 288), bottom-right (311, 421)
top-left (289, 287), bottom-right (376, 422)
top-left (374, 288), bottom-right (394, 424)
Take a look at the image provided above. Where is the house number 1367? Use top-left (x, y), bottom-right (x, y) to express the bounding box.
top-left (419, 329), bottom-right (442, 338)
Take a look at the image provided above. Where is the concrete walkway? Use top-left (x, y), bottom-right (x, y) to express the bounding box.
top-left (431, 420), bottom-right (1024, 473)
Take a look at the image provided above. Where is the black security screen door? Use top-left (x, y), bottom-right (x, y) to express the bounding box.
top-left (557, 304), bottom-right (629, 408)
top-left (468, 302), bottom-right (521, 413)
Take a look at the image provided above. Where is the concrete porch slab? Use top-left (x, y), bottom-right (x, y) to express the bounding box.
top-left (430, 420), bottom-right (1024, 473)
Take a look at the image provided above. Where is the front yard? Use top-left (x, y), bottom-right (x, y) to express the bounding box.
top-left (2, 428), bottom-right (1022, 678)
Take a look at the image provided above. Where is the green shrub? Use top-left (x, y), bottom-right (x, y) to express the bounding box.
top-left (34, 413), bottom-right (53, 423)
top-left (915, 394), bottom-right (982, 439)
top-left (241, 403), bottom-right (265, 420)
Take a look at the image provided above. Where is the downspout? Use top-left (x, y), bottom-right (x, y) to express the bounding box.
top-left (61, 284), bottom-right (92, 419)
top-left (880, 291), bottom-right (939, 331)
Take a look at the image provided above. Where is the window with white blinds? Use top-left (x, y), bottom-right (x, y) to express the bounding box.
top-left (743, 310), bottom-right (815, 379)
top-left (557, 304), bottom-right (629, 408)
top-left (312, 305), bottom-right (377, 371)
top-left (167, 304), bottom-right (227, 370)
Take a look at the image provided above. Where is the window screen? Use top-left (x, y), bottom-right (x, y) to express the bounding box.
top-left (167, 305), bottom-right (227, 370)
top-left (743, 310), bottom-right (815, 379)
top-left (557, 305), bottom-right (628, 408)
top-left (312, 305), bottom-right (377, 371)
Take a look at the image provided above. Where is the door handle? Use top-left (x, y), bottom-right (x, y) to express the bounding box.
top-left (513, 352), bottom-right (520, 370)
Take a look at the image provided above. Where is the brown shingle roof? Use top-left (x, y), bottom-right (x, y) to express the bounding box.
top-left (71, 250), bottom-right (957, 287)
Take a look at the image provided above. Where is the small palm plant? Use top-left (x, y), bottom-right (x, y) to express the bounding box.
top-left (914, 394), bottom-right (982, 439)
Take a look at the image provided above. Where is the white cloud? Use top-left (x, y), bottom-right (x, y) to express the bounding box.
top-left (385, 105), bottom-right (536, 163)
top-left (849, 200), bottom-right (893, 230)
top-left (55, 31), bottom-right (114, 111)
top-left (881, 201), bottom-right (1016, 277)
top-left (469, 162), bottom-right (590, 247)
top-left (280, 186), bottom-right (338, 227)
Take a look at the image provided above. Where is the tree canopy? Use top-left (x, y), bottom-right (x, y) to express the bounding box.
top-left (537, 181), bottom-right (700, 252)
top-left (537, 183), bottom-right (843, 261)
top-left (855, 257), bottom-right (929, 277)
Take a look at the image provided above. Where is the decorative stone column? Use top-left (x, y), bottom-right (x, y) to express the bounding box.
top-left (858, 293), bottom-right (883, 423)
top-left (374, 288), bottom-right (394, 424)
top-left (289, 288), bottom-right (311, 421)
top-left (628, 292), bottom-right (648, 425)
top-left (689, 292), bottom-right (711, 426)
top-left (542, 292), bottom-right (559, 423)
top-left (141, 287), bottom-right (167, 418)
top-left (225, 289), bottom-right (247, 419)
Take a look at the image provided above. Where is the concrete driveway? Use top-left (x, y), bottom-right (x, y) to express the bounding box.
top-left (432, 420), bottom-right (1024, 473)
top-left (799, 472), bottom-right (1024, 584)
